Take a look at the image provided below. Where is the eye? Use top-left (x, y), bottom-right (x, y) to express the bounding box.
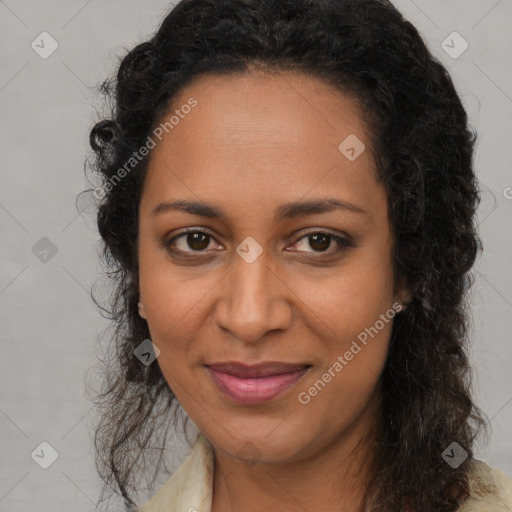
top-left (164, 229), bottom-right (221, 254)
top-left (289, 231), bottom-right (352, 255)
top-left (163, 228), bottom-right (352, 257)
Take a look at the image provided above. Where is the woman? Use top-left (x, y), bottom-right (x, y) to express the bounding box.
top-left (86, 0), bottom-right (512, 510)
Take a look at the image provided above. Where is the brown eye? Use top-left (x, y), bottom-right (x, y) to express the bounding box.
top-left (292, 231), bottom-right (351, 255)
top-left (184, 232), bottom-right (211, 251)
top-left (163, 229), bottom-right (352, 258)
top-left (308, 233), bottom-right (331, 251)
top-left (165, 230), bottom-right (217, 254)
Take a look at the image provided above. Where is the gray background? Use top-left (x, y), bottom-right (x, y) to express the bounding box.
top-left (1, 0), bottom-right (511, 510)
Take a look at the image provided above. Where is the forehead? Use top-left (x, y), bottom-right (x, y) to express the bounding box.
top-left (167, 69), bottom-right (371, 150)
top-left (142, 70), bottom-right (383, 222)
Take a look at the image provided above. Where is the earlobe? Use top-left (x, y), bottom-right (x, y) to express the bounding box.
top-left (401, 292), bottom-right (412, 311)
top-left (138, 299), bottom-right (147, 319)
top-left (395, 281), bottom-right (413, 312)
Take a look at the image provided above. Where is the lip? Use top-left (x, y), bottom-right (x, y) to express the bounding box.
top-left (206, 361), bottom-right (311, 405)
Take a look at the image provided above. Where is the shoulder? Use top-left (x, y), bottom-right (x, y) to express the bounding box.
top-left (456, 459), bottom-right (512, 511)
top-left (137, 432), bottom-right (214, 512)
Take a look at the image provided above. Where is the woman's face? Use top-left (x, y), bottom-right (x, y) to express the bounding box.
top-left (138, 70), bottom-right (405, 464)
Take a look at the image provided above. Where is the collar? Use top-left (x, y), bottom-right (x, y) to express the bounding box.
top-left (138, 432), bottom-right (214, 512)
top-left (138, 433), bottom-right (512, 511)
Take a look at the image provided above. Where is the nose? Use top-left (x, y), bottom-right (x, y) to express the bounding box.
top-left (213, 246), bottom-right (293, 344)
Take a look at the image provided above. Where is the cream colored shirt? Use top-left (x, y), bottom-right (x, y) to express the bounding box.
top-left (138, 432), bottom-right (512, 512)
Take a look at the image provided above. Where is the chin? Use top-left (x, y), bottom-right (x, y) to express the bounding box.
top-left (209, 421), bottom-right (314, 465)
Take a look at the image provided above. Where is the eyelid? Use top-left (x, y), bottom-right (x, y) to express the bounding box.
top-left (292, 227), bottom-right (352, 243)
top-left (163, 227), bottom-right (221, 254)
top-left (287, 228), bottom-right (353, 254)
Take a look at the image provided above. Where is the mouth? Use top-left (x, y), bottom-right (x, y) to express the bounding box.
top-left (205, 361), bottom-right (312, 405)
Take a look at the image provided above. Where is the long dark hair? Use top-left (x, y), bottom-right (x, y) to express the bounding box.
top-left (85, 0), bottom-right (488, 510)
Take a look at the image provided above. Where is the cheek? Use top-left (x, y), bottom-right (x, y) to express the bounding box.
top-left (290, 251), bottom-right (395, 414)
top-left (137, 248), bottom-right (210, 386)
top-left (289, 249), bottom-right (396, 344)
top-left (138, 235), bottom-right (216, 338)
top-left (139, 276), bottom-right (210, 374)
top-left (296, 318), bottom-right (392, 441)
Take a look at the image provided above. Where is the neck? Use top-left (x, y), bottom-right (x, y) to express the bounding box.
top-left (211, 390), bottom-right (382, 512)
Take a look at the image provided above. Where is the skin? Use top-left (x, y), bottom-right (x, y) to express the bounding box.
top-left (137, 69), bottom-right (409, 511)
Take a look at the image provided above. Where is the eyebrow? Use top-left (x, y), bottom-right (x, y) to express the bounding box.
top-left (151, 198), bottom-right (367, 221)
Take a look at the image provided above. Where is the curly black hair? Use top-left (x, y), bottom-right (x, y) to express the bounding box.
top-left (84, 0), bottom-right (489, 510)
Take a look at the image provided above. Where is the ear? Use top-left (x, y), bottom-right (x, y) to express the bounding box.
top-left (395, 278), bottom-right (413, 312)
top-left (138, 299), bottom-right (147, 319)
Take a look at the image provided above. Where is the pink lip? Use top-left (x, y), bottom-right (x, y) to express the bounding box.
top-left (206, 362), bottom-right (311, 405)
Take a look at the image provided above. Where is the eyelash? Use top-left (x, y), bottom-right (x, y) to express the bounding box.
top-left (163, 228), bottom-right (353, 257)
